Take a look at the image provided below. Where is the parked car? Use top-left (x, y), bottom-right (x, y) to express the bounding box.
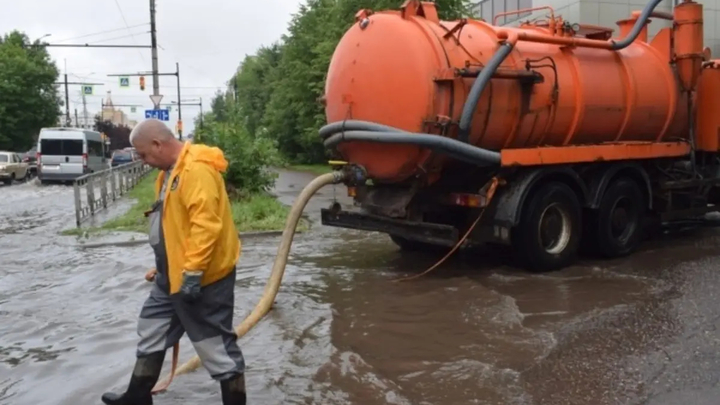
top-left (36, 127), bottom-right (109, 184)
top-left (21, 147), bottom-right (37, 174)
top-left (111, 149), bottom-right (139, 167)
top-left (0, 151), bottom-right (30, 185)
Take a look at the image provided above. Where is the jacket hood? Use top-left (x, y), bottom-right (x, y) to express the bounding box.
top-left (184, 143), bottom-right (228, 172)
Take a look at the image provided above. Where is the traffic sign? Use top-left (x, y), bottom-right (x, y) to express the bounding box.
top-left (149, 94), bottom-right (163, 108)
top-left (145, 109), bottom-right (170, 121)
top-left (119, 77), bottom-right (130, 87)
top-left (82, 85), bottom-right (93, 95)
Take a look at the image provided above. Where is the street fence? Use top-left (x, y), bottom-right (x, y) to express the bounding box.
top-left (73, 161), bottom-right (153, 227)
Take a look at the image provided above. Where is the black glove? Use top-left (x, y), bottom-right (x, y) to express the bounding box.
top-left (180, 270), bottom-right (203, 303)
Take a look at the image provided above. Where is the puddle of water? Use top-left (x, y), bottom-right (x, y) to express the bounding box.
top-left (3, 171), bottom-right (720, 404)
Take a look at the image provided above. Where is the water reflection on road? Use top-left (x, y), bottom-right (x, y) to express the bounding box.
top-left (2, 171), bottom-right (720, 404)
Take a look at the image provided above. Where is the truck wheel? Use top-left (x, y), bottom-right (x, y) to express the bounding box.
top-left (587, 177), bottom-right (645, 258)
top-left (389, 234), bottom-right (446, 252)
top-left (512, 182), bottom-right (582, 272)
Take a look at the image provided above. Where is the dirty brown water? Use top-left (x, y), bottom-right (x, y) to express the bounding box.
top-left (2, 170), bottom-right (720, 404)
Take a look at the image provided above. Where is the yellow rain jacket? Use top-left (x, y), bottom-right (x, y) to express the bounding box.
top-left (154, 141), bottom-right (241, 295)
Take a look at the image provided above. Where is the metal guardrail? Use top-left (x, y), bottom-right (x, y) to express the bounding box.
top-left (73, 161), bottom-right (153, 227)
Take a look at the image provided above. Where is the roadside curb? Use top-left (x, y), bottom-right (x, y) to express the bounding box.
top-left (74, 230), bottom-right (299, 249)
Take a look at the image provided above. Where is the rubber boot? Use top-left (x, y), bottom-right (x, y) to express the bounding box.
top-left (101, 351), bottom-right (166, 405)
top-left (220, 373), bottom-right (247, 405)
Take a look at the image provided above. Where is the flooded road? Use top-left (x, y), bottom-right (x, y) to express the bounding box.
top-left (2, 171), bottom-right (720, 404)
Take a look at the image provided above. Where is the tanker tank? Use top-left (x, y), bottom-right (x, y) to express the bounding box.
top-left (321, 0), bottom-right (693, 183)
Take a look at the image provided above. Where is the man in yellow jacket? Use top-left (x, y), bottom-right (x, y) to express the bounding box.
top-left (102, 119), bottom-right (246, 405)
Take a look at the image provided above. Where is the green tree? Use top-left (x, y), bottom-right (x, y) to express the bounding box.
top-left (262, 0), bottom-right (475, 164)
top-left (209, 89), bottom-right (231, 122)
top-left (231, 43), bottom-right (283, 138)
top-left (206, 0), bottom-right (475, 166)
top-left (0, 31), bottom-right (61, 151)
top-left (195, 107), bottom-right (282, 194)
top-left (94, 116), bottom-right (132, 150)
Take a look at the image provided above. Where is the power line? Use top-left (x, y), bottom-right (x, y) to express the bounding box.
top-left (82, 94), bottom-right (210, 100)
top-left (53, 23), bottom-right (150, 43)
top-left (62, 74), bottom-right (224, 89)
top-left (86, 31), bottom-right (151, 45)
top-left (44, 43), bottom-right (152, 49)
top-left (157, 45), bottom-right (212, 78)
top-left (111, 0), bottom-right (146, 64)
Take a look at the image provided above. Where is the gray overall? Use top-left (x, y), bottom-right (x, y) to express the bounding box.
top-left (135, 169), bottom-right (245, 381)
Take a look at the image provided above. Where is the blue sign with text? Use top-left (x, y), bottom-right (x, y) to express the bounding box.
top-left (144, 109), bottom-right (169, 121)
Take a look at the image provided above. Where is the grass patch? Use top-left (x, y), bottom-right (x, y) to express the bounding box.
top-left (285, 164), bottom-right (332, 175)
top-left (63, 172), bottom-right (306, 237)
top-left (231, 193), bottom-right (305, 232)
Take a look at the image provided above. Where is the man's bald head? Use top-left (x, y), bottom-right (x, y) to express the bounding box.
top-left (129, 119), bottom-right (176, 146)
top-left (129, 119), bottom-right (184, 170)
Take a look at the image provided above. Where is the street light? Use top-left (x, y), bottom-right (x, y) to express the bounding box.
top-left (35, 33), bottom-right (51, 43)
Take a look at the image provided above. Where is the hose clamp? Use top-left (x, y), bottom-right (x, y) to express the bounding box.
top-left (340, 164), bottom-right (366, 186)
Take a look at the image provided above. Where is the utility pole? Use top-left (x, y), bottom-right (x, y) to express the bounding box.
top-left (150, 0), bottom-right (161, 108)
top-left (64, 74), bottom-right (70, 126)
top-left (168, 98), bottom-right (201, 131)
top-left (74, 109), bottom-right (79, 127)
top-left (55, 75), bottom-right (103, 127)
top-left (176, 62), bottom-right (182, 140)
top-left (107, 63), bottom-right (182, 137)
top-left (199, 98), bottom-right (203, 129)
top-left (82, 88), bottom-right (88, 128)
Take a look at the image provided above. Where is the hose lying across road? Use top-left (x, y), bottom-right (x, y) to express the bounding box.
top-left (152, 171), bottom-right (348, 392)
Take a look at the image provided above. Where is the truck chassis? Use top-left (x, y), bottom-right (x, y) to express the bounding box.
top-left (322, 152), bottom-right (720, 272)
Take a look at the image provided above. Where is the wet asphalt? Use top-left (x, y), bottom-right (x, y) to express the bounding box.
top-left (1, 170), bottom-right (720, 404)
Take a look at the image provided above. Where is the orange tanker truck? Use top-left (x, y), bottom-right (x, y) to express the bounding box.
top-left (318, 0), bottom-right (718, 271)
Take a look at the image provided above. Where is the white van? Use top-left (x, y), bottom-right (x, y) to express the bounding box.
top-left (37, 127), bottom-right (109, 183)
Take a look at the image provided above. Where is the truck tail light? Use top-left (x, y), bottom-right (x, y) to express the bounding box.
top-left (449, 193), bottom-right (486, 208)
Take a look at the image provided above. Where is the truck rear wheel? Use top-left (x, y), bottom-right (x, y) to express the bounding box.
top-left (585, 177), bottom-right (645, 258)
top-left (512, 181), bottom-right (582, 272)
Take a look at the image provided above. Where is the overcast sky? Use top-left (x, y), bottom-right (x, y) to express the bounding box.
top-left (2, 0), bottom-right (304, 135)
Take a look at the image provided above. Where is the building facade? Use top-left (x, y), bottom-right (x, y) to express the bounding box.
top-left (69, 113), bottom-right (95, 129)
top-left (101, 91), bottom-right (137, 128)
top-left (473, 0), bottom-right (719, 56)
top-left (55, 112), bottom-right (95, 129)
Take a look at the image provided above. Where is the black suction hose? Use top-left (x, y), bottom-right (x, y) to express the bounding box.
top-left (611, 0), bottom-right (664, 50)
top-left (324, 130), bottom-right (501, 166)
top-left (457, 42), bottom-right (514, 144)
top-left (319, 120), bottom-right (403, 140)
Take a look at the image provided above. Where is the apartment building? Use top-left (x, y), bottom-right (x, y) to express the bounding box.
top-left (473, 0), bottom-right (719, 55)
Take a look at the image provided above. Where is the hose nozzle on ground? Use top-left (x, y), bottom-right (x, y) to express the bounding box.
top-left (153, 170), bottom-right (348, 391)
